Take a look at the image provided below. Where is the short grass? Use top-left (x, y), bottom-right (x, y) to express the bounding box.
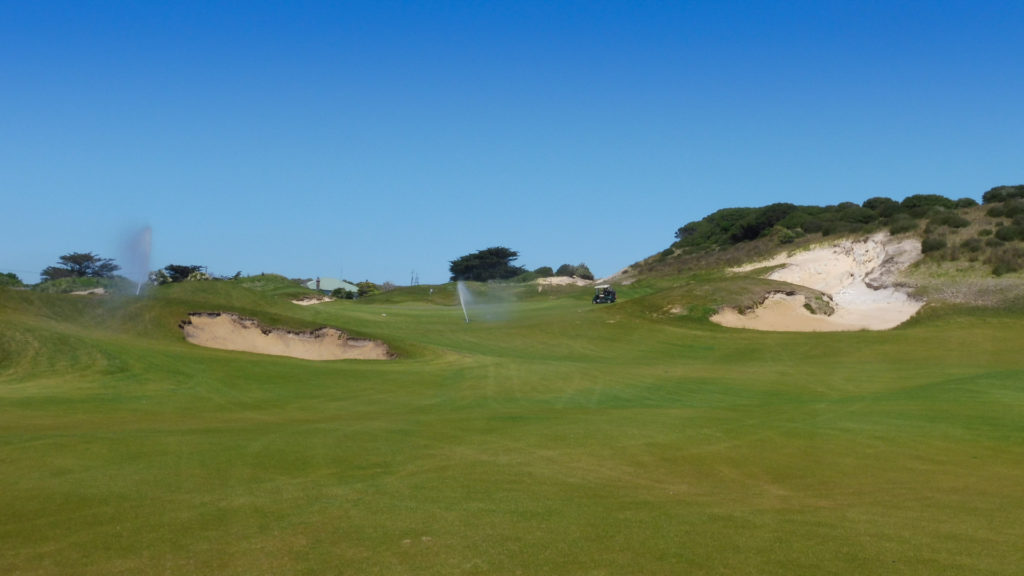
top-left (2, 277), bottom-right (1023, 575)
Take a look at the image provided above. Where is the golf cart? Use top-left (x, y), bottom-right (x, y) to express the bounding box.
top-left (592, 284), bottom-right (616, 304)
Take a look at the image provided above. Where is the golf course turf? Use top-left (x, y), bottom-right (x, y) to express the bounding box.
top-left (1, 276), bottom-right (1022, 574)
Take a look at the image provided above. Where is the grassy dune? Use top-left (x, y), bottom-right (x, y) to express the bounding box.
top-left (2, 277), bottom-right (1023, 574)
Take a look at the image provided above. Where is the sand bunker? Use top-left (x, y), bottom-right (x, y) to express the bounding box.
top-left (180, 312), bottom-right (392, 360)
top-left (292, 295), bottom-right (334, 306)
top-left (712, 233), bottom-right (924, 332)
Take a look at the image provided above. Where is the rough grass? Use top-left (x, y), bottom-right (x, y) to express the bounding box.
top-left (2, 279), bottom-right (1023, 575)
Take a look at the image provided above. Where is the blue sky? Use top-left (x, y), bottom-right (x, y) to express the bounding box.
top-left (3, 1), bottom-right (1023, 285)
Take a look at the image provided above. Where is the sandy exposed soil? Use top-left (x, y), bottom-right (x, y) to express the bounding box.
top-left (180, 312), bottom-right (392, 360)
top-left (712, 233), bottom-right (924, 332)
top-left (292, 295), bottom-right (334, 306)
top-left (70, 288), bottom-right (106, 295)
top-left (536, 276), bottom-right (592, 286)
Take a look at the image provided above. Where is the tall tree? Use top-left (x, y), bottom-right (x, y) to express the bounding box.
top-left (163, 264), bottom-right (205, 283)
top-left (449, 247), bottom-right (525, 282)
top-left (41, 252), bottom-right (120, 282)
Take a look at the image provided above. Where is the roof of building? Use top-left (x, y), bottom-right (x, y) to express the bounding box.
top-left (305, 277), bottom-right (358, 293)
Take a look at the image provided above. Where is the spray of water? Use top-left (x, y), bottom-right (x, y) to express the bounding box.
top-left (123, 226), bottom-right (152, 295)
top-left (457, 281), bottom-right (471, 323)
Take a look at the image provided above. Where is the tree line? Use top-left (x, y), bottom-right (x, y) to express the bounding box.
top-left (448, 247), bottom-right (593, 282)
top-left (36, 254), bottom-right (212, 284)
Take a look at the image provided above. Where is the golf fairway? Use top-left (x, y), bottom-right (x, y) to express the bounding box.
top-left (1, 279), bottom-right (1022, 575)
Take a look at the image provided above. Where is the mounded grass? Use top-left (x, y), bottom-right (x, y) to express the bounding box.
top-left (1, 277), bottom-right (1023, 575)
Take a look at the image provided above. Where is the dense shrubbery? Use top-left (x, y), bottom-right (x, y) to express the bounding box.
top-left (673, 188), bottom-right (1024, 253)
top-left (921, 236), bottom-right (948, 253)
top-left (900, 194), bottom-right (956, 216)
top-left (888, 214), bottom-right (920, 234)
top-left (555, 263), bottom-right (576, 276)
top-left (863, 196), bottom-right (901, 217)
top-left (0, 272), bottom-right (23, 287)
top-left (32, 276), bottom-right (135, 294)
top-left (917, 191), bottom-right (1024, 275)
top-left (994, 225), bottom-right (1024, 242)
top-left (331, 287), bottom-right (356, 299)
top-left (987, 245), bottom-right (1024, 275)
top-left (674, 197), bottom-right (928, 250)
top-left (502, 263), bottom-right (593, 284)
top-left (572, 263), bottom-right (594, 280)
top-left (152, 264), bottom-right (209, 284)
top-left (961, 237), bottom-right (984, 253)
top-left (553, 263), bottom-right (593, 279)
top-left (987, 199), bottom-right (1024, 219)
top-left (356, 281), bottom-right (380, 297)
top-left (667, 185), bottom-right (1024, 276)
top-left (928, 210), bottom-right (970, 229)
top-left (982, 185), bottom-right (1024, 204)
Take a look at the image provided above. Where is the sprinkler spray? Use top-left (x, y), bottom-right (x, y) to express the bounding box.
top-left (457, 281), bottom-right (470, 323)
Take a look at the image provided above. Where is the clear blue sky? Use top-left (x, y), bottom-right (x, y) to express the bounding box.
top-left (3, 1), bottom-right (1023, 285)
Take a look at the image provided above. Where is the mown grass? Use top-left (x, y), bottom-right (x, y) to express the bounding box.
top-left (1, 278), bottom-right (1023, 575)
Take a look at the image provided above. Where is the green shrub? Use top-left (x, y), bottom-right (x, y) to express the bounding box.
top-left (0, 272), bottom-right (23, 287)
top-left (888, 214), bottom-right (920, 234)
top-left (553, 263), bottom-right (594, 280)
top-left (928, 210), bottom-right (970, 229)
top-left (978, 228), bottom-right (993, 237)
top-left (995, 225), bottom-right (1024, 242)
top-left (555, 264), bottom-right (576, 276)
top-left (835, 202), bottom-right (878, 224)
top-left (981, 184), bottom-right (1024, 204)
top-left (32, 276), bottom-right (134, 294)
top-left (1004, 199), bottom-right (1024, 219)
top-left (961, 237), bottom-right (984, 253)
top-left (775, 227), bottom-right (799, 244)
top-left (801, 219), bottom-right (824, 234)
top-left (356, 281), bottom-right (380, 297)
top-left (331, 288), bottom-right (356, 299)
top-left (574, 263), bottom-right (595, 280)
top-left (901, 194), bottom-right (956, 217)
top-left (955, 197), bottom-right (979, 208)
top-left (862, 196), bottom-right (900, 217)
top-left (921, 236), bottom-right (948, 254)
top-left (987, 245), bottom-right (1024, 275)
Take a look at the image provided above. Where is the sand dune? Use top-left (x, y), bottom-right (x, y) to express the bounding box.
top-left (712, 233), bottom-right (924, 332)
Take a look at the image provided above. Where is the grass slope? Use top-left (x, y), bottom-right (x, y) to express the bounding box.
top-left (1, 277), bottom-right (1023, 575)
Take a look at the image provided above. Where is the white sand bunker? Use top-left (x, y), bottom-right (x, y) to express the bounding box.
top-left (180, 312), bottom-right (392, 360)
top-left (292, 294), bottom-right (334, 306)
top-left (712, 233), bottom-right (924, 331)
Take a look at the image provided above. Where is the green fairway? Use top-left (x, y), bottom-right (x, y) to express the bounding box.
top-left (2, 278), bottom-right (1023, 575)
